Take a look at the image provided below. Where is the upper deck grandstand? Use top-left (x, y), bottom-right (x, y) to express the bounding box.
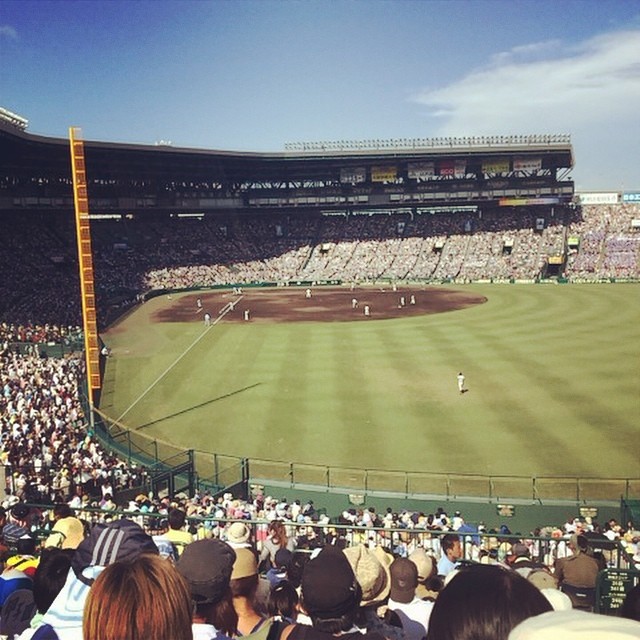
top-left (6, 110), bottom-right (636, 330)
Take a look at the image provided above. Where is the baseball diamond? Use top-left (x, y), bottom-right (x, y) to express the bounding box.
top-left (100, 282), bottom-right (640, 487)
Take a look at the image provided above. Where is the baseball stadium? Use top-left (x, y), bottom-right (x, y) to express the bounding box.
top-left (1, 107), bottom-right (639, 534)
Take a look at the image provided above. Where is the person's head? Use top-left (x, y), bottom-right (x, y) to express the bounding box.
top-left (409, 548), bottom-right (436, 583)
top-left (426, 564), bottom-right (552, 640)
top-left (230, 547), bottom-right (259, 600)
top-left (83, 554), bottom-right (192, 640)
top-left (168, 508), bottom-right (187, 531)
top-left (389, 557), bottom-right (418, 604)
top-left (274, 548), bottom-right (293, 572)
top-left (268, 520), bottom-right (288, 546)
top-left (52, 503), bottom-right (73, 521)
top-left (33, 548), bottom-right (75, 614)
top-left (343, 545), bottom-right (391, 608)
top-left (441, 534), bottom-right (463, 561)
top-left (568, 534), bottom-right (589, 555)
top-left (301, 546), bottom-right (361, 634)
top-left (227, 521), bottom-right (251, 547)
top-left (10, 503), bottom-right (29, 524)
top-left (268, 580), bottom-right (299, 621)
top-left (508, 609), bottom-right (640, 640)
top-left (176, 538), bottom-right (238, 635)
top-left (44, 517), bottom-right (85, 550)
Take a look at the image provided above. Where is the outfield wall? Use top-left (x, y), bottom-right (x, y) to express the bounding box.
top-left (92, 408), bottom-right (638, 506)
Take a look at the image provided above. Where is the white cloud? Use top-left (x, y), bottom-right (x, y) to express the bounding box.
top-left (0, 25), bottom-right (18, 40)
top-left (413, 29), bottom-right (640, 136)
top-left (489, 39), bottom-right (563, 66)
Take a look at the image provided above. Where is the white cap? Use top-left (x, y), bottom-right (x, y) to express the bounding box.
top-left (508, 610), bottom-right (640, 640)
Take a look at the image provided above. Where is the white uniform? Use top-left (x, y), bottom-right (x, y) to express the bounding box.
top-left (364, 305), bottom-right (370, 317)
top-left (351, 298), bottom-right (358, 309)
top-left (305, 288), bottom-right (312, 298)
top-left (204, 313), bottom-right (211, 326)
top-left (457, 372), bottom-right (465, 393)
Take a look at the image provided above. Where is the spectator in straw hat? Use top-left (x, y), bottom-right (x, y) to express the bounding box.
top-left (227, 522), bottom-right (252, 550)
top-left (343, 545), bottom-right (403, 640)
top-left (526, 569), bottom-right (572, 612)
top-left (388, 557), bottom-right (434, 640)
top-left (43, 517), bottom-right (85, 551)
top-left (230, 547), bottom-right (271, 638)
top-left (409, 548), bottom-right (439, 601)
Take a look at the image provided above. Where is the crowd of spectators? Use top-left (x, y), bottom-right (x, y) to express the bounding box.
top-left (0, 493), bottom-right (638, 639)
top-left (1, 204), bottom-right (638, 328)
top-left (0, 326), bottom-right (639, 635)
top-left (0, 204), bottom-right (639, 636)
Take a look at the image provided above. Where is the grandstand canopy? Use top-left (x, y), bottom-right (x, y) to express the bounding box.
top-left (0, 116), bottom-right (574, 216)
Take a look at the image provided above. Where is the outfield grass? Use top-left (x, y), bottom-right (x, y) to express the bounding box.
top-left (100, 284), bottom-right (640, 483)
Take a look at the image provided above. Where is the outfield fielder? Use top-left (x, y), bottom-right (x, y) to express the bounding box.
top-left (457, 372), bottom-right (465, 394)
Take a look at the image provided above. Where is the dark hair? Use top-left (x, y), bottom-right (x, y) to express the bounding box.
top-left (304, 582), bottom-right (362, 634)
top-left (308, 610), bottom-right (357, 635)
top-left (426, 564), bottom-right (551, 640)
top-left (620, 584), bottom-right (640, 622)
top-left (575, 534), bottom-right (590, 553)
top-left (441, 534), bottom-right (461, 554)
top-left (168, 508), bottom-right (186, 530)
top-left (287, 552), bottom-right (309, 589)
top-left (32, 548), bottom-right (75, 613)
top-left (53, 504), bottom-right (73, 520)
top-left (230, 574), bottom-right (259, 599)
top-left (268, 580), bottom-right (299, 621)
top-left (196, 589), bottom-right (238, 636)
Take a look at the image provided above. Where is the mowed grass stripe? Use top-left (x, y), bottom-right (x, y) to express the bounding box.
top-left (103, 285), bottom-right (640, 480)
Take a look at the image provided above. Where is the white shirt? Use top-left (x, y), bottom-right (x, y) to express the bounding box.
top-left (388, 597), bottom-right (434, 640)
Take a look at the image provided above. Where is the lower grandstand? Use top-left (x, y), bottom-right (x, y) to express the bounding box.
top-left (0, 201), bottom-right (638, 328)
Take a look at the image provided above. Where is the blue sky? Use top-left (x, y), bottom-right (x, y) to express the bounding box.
top-left (1, 0), bottom-right (640, 191)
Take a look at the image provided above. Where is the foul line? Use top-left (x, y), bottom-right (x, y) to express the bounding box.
top-left (115, 296), bottom-right (243, 423)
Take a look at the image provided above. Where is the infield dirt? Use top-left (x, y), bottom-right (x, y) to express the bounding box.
top-left (152, 285), bottom-right (487, 324)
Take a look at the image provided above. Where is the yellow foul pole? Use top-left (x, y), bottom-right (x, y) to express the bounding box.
top-left (69, 127), bottom-right (101, 409)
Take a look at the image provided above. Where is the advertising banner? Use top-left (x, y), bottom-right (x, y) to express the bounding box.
top-left (482, 160), bottom-right (510, 174)
top-left (623, 193), bottom-right (640, 202)
top-left (371, 166), bottom-right (397, 183)
top-left (577, 193), bottom-right (619, 204)
top-left (340, 167), bottom-right (366, 184)
top-left (498, 197), bottom-right (559, 207)
top-left (408, 162), bottom-right (435, 179)
top-left (514, 157), bottom-right (542, 172)
top-left (438, 160), bottom-right (455, 176)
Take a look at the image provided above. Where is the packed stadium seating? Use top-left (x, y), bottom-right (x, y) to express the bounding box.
top-left (0, 203), bottom-right (638, 328)
top-left (1, 203), bottom-right (639, 637)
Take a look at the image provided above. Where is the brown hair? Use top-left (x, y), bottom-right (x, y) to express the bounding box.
top-left (83, 554), bottom-right (192, 640)
top-left (269, 520), bottom-right (288, 549)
